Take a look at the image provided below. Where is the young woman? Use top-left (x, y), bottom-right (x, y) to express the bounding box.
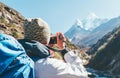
top-left (19, 18), bottom-right (88, 78)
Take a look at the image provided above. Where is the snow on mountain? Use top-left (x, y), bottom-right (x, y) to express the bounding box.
top-left (65, 19), bottom-right (90, 43)
top-left (82, 13), bottom-right (108, 31)
top-left (65, 13), bottom-right (108, 45)
top-left (75, 19), bottom-right (83, 28)
top-left (80, 16), bottom-right (120, 47)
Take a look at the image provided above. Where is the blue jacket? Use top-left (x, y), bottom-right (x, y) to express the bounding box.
top-left (0, 34), bottom-right (34, 78)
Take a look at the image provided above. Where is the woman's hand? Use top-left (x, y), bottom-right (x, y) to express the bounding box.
top-left (56, 32), bottom-right (66, 49)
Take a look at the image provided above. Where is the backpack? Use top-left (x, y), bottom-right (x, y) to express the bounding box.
top-left (0, 34), bottom-right (34, 78)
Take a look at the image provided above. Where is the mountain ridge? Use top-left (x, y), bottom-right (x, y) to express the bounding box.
top-left (87, 26), bottom-right (120, 76)
top-left (65, 13), bottom-right (120, 50)
top-left (80, 15), bottom-right (120, 47)
top-left (65, 13), bottom-right (108, 47)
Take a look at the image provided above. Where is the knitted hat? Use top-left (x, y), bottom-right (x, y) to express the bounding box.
top-left (24, 18), bottom-right (51, 44)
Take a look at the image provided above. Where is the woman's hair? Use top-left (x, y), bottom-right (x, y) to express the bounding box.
top-left (24, 18), bottom-right (51, 44)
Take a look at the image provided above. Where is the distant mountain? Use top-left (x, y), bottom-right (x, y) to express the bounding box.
top-left (65, 13), bottom-right (108, 46)
top-left (79, 16), bottom-right (120, 47)
top-left (87, 26), bottom-right (120, 76)
top-left (64, 19), bottom-right (90, 44)
top-left (82, 13), bottom-right (108, 31)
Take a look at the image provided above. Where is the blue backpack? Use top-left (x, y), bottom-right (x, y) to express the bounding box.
top-left (0, 34), bottom-right (34, 78)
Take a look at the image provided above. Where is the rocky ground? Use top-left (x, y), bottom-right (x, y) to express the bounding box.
top-left (0, 2), bottom-right (24, 38)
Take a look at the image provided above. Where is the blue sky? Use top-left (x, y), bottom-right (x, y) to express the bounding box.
top-left (1, 0), bottom-right (120, 34)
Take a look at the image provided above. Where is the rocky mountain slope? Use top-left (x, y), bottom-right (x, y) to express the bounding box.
top-left (0, 2), bottom-right (25, 38)
top-left (87, 26), bottom-right (120, 76)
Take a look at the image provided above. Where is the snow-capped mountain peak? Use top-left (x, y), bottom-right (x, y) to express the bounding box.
top-left (73, 19), bottom-right (83, 28)
top-left (82, 13), bottom-right (107, 31)
top-left (65, 13), bottom-right (109, 46)
top-left (86, 12), bottom-right (98, 20)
